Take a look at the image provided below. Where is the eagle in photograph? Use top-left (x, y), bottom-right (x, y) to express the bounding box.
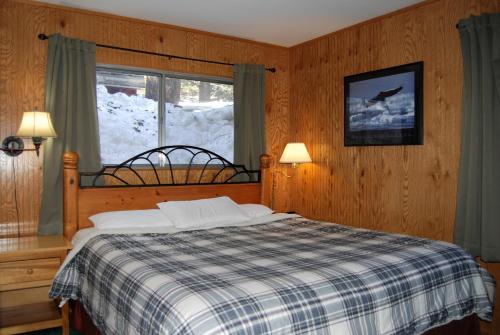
top-left (364, 86), bottom-right (403, 108)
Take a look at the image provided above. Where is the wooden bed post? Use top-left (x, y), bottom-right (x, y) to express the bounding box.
top-left (260, 154), bottom-right (272, 208)
top-left (63, 152), bottom-right (79, 239)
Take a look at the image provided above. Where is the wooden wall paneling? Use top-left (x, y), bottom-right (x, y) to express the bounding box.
top-left (312, 37), bottom-right (332, 221)
top-left (310, 37), bottom-right (331, 220)
top-left (186, 32), bottom-right (208, 75)
top-left (289, 0), bottom-right (499, 239)
top-left (24, 4), bottom-right (46, 237)
top-left (263, 45), bottom-right (290, 211)
top-left (0, 0), bottom-right (290, 236)
top-left (326, 32), bottom-right (347, 226)
top-left (0, 1), bottom-right (45, 237)
top-left (0, 0), bottom-right (16, 237)
top-left (418, 2), bottom-right (452, 241)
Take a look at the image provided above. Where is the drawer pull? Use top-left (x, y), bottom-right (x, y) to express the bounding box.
top-left (26, 268), bottom-right (34, 275)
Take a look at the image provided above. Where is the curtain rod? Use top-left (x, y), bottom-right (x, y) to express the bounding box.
top-left (37, 33), bottom-right (276, 73)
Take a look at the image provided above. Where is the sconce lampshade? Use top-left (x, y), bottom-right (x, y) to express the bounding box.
top-left (16, 111), bottom-right (57, 138)
top-left (279, 143), bottom-right (312, 165)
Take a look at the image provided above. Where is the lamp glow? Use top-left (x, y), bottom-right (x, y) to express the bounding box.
top-left (279, 143), bottom-right (312, 167)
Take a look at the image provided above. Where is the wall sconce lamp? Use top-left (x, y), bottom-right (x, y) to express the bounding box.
top-left (272, 142), bottom-right (312, 209)
top-left (1, 111), bottom-right (57, 157)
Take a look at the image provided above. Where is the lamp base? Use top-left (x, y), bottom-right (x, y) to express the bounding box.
top-left (1, 136), bottom-right (24, 157)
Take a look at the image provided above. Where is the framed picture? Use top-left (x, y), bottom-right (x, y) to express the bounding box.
top-left (344, 61), bottom-right (423, 146)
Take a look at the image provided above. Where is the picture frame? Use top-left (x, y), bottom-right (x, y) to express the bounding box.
top-left (344, 62), bottom-right (423, 146)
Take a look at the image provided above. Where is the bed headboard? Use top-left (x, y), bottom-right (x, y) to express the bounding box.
top-left (63, 148), bottom-right (272, 239)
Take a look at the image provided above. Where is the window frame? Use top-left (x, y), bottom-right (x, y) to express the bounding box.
top-left (96, 64), bottom-right (234, 166)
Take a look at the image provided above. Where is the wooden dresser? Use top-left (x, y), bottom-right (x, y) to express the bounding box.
top-left (0, 236), bottom-right (72, 335)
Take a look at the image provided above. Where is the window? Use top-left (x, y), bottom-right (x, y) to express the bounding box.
top-left (96, 67), bottom-right (234, 165)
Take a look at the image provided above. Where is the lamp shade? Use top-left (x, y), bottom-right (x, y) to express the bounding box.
top-left (16, 111), bottom-right (57, 138)
top-left (279, 143), bottom-right (312, 164)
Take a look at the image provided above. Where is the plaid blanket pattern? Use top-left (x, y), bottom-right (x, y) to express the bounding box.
top-left (50, 218), bottom-right (495, 335)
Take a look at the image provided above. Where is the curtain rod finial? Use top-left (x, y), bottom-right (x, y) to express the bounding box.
top-left (266, 68), bottom-right (276, 73)
top-left (38, 33), bottom-right (48, 40)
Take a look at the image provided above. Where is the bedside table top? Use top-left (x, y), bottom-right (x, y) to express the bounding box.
top-left (0, 235), bottom-right (72, 256)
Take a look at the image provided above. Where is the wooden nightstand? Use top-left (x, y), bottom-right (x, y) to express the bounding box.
top-left (0, 236), bottom-right (72, 335)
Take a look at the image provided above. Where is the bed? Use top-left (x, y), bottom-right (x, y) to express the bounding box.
top-left (50, 146), bottom-right (495, 335)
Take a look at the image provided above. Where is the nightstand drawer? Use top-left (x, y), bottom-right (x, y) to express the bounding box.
top-left (0, 236), bottom-right (71, 335)
top-left (0, 258), bottom-right (61, 285)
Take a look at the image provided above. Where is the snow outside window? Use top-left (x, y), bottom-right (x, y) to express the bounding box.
top-left (96, 68), bottom-right (234, 165)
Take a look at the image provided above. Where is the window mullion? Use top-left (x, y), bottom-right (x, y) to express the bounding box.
top-left (158, 74), bottom-right (166, 166)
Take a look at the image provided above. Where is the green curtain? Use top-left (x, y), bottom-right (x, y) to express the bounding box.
top-left (233, 64), bottom-right (266, 175)
top-left (455, 13), bottom-right (500, 262)
top-left (39, 34), bottom-right (102, 235)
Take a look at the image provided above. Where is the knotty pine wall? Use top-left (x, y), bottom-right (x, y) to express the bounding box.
top-left (288, 0), bottom-right (500, 333)
top-left (0, 0), bottom-right (290, 237)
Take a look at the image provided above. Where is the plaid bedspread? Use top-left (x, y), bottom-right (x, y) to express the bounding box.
top-left (50, 217), bottom-right (495, 335)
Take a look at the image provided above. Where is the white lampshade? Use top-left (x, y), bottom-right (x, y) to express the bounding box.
top-left (16, 111), bottom-right (57, 138)
top-left (279, 143), bottom-right (312, 165)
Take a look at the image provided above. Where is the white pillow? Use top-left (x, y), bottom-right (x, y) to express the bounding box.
top-left (156, 196), bottom-right (250, 229)
top-left (89, 209), bottom-right (173, 229)
top-left (239, 204), bottom-right (274, 218)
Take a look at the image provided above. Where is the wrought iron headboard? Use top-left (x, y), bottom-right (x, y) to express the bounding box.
top-left (79, 145), bottom-right (260, 187)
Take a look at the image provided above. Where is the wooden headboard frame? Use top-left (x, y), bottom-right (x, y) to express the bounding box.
top-left (63, 152), bottom-right (272, 239)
